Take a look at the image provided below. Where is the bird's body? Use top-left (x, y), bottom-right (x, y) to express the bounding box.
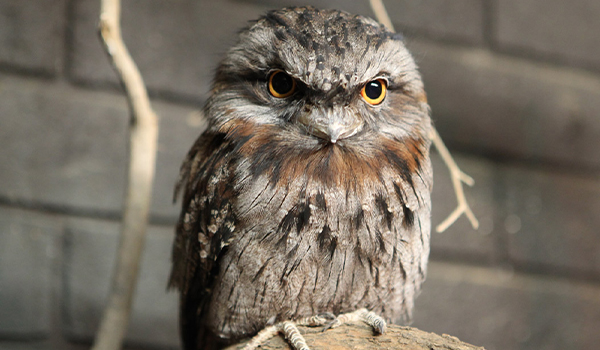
top-left (169, 7), bottom-right (433, 350)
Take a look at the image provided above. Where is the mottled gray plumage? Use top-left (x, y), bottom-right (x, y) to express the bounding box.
top-left (169, 6), bottom-right (433, 350)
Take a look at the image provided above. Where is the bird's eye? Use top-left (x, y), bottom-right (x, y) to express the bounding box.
top-left (361, 79), bottom-right (387, 105)
top-left (268, 70), bottom-right (296, 98)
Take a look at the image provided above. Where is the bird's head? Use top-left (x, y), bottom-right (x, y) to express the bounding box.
top-left (204, 6), bottom-right (432, 188)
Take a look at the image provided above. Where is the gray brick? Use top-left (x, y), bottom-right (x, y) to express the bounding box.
top-left (0, 0), bottom-right (66, 74)
top-left (501, 165), bottom-right (600, 276)
top-left (63, 218), bottom-right (179, 348)
top-left (71, 0), bottom-right (272, 101)
top-left (236, 0), bottom-right (373, 17)
top-left (0, 340), bottom-right (88, 350)
top-left (243, 0), bottom-right (486, 44)
top-left (429, 152), bottom-right (497, 261)
top-left (408, 40), bottom-right (600, 169)
top-left (153, 107), bottom-right (207, 219)
top-left (496, 0), bottom-right (600, 71)
top-left (385, 0), bottom-right (485, 44)
top-left (0, 207), bottom-right (63, 337)
top-left (414, 262), bottom-right (600, 350)
top-left (0, 342), bottom-right (64, 350)
top-left (0, 338), bottom-right (165, 350)
top-left (0, 74), bottom-right (205, 220)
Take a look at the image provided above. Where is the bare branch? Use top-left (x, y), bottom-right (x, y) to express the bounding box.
top-left (91, 0), bottom-right (159, 349)
top-left (369, 0), bottom-right (478, 233)
top-left (430, 128), bottom-right (479, 232)
top-left (369, 0), bottom-right (394, 30)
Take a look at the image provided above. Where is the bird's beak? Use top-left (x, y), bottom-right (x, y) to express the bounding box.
top-left (297, 106), bottom-right (363, 143)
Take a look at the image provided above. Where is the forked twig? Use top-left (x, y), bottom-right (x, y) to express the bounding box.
top-left (369, 0), bottom-right (478, 232)
top-left (430, 128), bottom-right (479, 232)
top-left (91, 0), bottom-right (159, 349)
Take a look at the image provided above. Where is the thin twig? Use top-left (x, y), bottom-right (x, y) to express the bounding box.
top-left (91, 0), bottom-right (159, 349)
top-left (369, 0), bottom-right (394, 30)
top-left (369, 0), bottom-right (478, 232)
top-left (430, 128), bottom-right (479, 232)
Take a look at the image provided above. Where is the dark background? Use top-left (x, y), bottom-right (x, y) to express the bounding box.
top-left (1, 1), bottom-right (599, 349)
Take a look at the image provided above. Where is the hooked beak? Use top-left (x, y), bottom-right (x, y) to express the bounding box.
top-left (297, 106), bottom-right (363, 143)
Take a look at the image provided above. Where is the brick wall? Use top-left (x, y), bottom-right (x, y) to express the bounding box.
top-left (1, 1), bottom-right (599, 349)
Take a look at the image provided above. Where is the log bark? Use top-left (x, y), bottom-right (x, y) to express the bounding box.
top-left (225, 322), bottom-right (485, 350)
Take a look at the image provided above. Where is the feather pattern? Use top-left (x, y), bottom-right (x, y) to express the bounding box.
top-left (169, 6), bottom-right (433, 349)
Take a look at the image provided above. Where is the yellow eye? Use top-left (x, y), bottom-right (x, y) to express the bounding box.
top-left (361, 79), bottom-right (387, 105)
top-left (268, 70), bottom-right (296, 98)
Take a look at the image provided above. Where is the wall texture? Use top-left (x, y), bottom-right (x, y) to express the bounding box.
top-left (1, 1), bottom-right (599, 350)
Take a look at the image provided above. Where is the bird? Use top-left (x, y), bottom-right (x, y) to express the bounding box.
top-left (169, 6), bottom-right (433, 350)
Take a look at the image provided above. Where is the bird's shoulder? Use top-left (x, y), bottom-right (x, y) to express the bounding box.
top-left (169, 130), bottom-right (237, 292)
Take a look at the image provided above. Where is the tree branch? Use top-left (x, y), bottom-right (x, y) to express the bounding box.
top-left (430, 128), bottom-right (479, 232)
top-left (369, 0), bottom-right (394, 30)
top-left (91, 1), bottom-right (159, 349)
top-left (369, 0), bottom-right (479, 232)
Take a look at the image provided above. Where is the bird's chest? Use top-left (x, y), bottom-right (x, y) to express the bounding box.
top-left (206, 173), bottom-right (428, 339)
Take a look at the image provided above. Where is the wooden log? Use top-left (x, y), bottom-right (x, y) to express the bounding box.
top-left (225, 322), bottom-right (485, 350)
